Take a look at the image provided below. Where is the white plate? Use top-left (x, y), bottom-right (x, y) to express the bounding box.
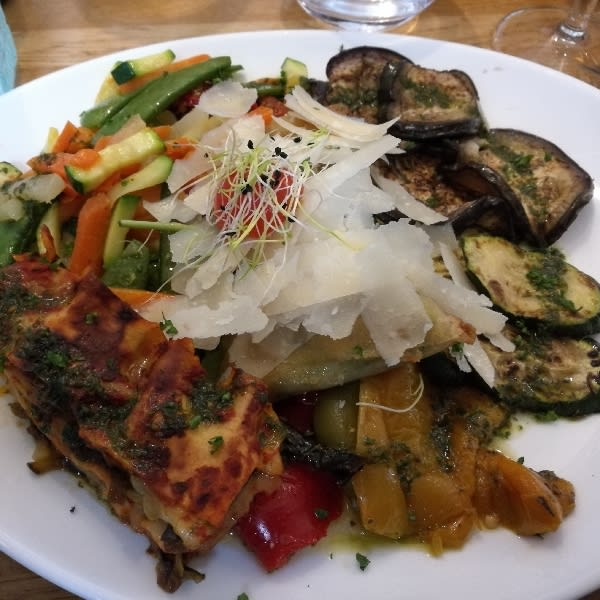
top-left (0, 29), bottom-right (599, 600)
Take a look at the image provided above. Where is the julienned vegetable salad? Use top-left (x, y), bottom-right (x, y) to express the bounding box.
top-left (0, 44), bottom-right (597, 591)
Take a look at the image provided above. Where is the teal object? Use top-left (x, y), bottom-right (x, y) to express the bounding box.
top-left (0, 6), bottom-right (16, 93)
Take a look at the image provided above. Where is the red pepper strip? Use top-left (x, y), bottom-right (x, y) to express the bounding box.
top-left (235, 463), bottom-right (343, 571)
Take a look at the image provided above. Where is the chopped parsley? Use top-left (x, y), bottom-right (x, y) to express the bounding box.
top-left (208, 435), bottom-right (224, 454)
top-left (160, 314), bottom-right (178, 335)
top-left (356, 552), bottom-right (371, 571)
top-left (352, 344), bottom-right (364, 358)
top-left (84, 311), bottom-right (98, 325)
top-left (526, 247), bottom-right (578, 313)
top-left (314, 508), bottom-right (329, 520)
top-left (189, 381), bottom-right (233, 425)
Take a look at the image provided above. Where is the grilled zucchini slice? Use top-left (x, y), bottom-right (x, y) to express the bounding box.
top-left (480, 325), bottom-right (600, 416)
top-left (461, 232), bottom-right (600, 336)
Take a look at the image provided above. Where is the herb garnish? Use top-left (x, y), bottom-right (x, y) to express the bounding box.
top-left (356, 552), bottom-right (371, 571)
top-left (208, 435), bottom-right (224, 454)
top-left (160, 314), bottom-right (178, 335)
top-left (314, 508), bottom-right (329, 520)
top-left (526, 247), bottom-right (578, 314)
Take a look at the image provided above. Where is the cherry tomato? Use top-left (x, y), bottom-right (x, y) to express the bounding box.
top-left (212, 169), bottom-right (294, 239)
top-left (235, 463), bottom-right (343, 571)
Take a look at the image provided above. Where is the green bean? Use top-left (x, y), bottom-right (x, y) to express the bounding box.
top-left (79, 89), bottom-right (141, 129)
top-left (95, 56), bottom-right (233, 138)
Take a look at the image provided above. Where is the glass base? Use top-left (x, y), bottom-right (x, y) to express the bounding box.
top-left (296, 0), bottom-right (435, 32)
top-left (493, 7), bottom-right (600, 86)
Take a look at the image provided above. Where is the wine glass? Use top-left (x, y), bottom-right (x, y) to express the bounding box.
top-left (492, 0), bottom-right (600, 86)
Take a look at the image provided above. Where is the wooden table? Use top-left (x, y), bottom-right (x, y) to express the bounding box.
top-left (0, 0), bottom-right (597, 598)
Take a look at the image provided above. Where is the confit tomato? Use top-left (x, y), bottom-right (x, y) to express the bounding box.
top-left (212, 169), bottom-right (295, 240)
top-left (235, 463), bottom-right (343, 571)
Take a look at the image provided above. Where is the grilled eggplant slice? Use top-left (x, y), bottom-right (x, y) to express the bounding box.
top-left (450, 129), bottom-right (594, 245)
top-left (322, 45), bottom-right (411, 124)
top-left (461, 232), bottom-right (600, 336)
top-left (378, 60), bottom-right (484, 140)
top-left (480, 325), bottom-right (600, 417)
top-left (372, 149), bottom-right (515, 238)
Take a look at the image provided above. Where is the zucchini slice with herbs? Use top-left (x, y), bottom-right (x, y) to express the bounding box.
top-left (480, 325), bottom-right (600, 417)
top-left (461, 232), bottom-right (600, 336)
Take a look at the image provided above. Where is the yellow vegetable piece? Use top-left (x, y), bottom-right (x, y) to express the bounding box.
top-left (352, 463), bottom-right (410, 539)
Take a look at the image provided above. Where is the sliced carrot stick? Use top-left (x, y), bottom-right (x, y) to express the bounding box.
top-left (109, 287), bottom-right (172, 310)
top-left (28, 148), bottom-right (100, 179)
top-left (165, 137), bottom-right (195, 160)
top-left (58, 194), bottom-right (86, 222)
top-left (38, 224), bottom-right (58, 262)
top-left (52, 121), bottom-right (78, 153)
top-left (28, 152), bottom-right (70, 176)
top-left (69, 148), bottom-right (101, 169)
top-left (66, 126), bottom-right (95, 153)
top-left (135, 184), bottom-right (162, 203)
top-left (68, 191), bottom-right (114, 276)
top-left (153, 125), bottom-right (172, 140)
top-left (28, 153), bottom-right (79, 197)
top-left (52, 122), bottom-right (95, 154)
top-left (94, 135), bottom-right (114, 151)
top-left (13, 253), bottom-right (33, 263)
top-left (118, 53), bottom-right (211, 95)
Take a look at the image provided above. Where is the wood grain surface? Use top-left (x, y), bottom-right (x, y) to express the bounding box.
top-left (0, 0), bottom-right (597, 598)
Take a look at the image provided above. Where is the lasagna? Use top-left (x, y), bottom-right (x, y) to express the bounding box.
top-left (0, 258), bottom-right (283, 591)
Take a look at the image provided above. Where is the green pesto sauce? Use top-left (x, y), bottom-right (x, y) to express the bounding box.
top-left (511, 320), bottom-right (551, 361)
top-left (488, 140), bottom-right (549, 220)
top-left (526, 247), bottom-right (578, 314)
top-left (0, 275), bottom-right (41, 330)
top-left (360, 438), bottom-right (420, 488)
top-left (429, 423), bottom-right (452, 471)
top-left (401, 76), bottom-right (452, 109)
top-left (189, 380), bottom-right (234, 426)
top-left (326, 86), bottom-right (378, 111)
top-left (16, 327), bottom-right (104, 412)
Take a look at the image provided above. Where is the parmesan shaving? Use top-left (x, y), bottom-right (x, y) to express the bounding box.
top-left (147, 88), bottom-right (512, 378)
top-left (371, 163), bottom-right (448, 225)
top-left (284, 86), bottom-right (398, 143)
top-left (196, 80), bottom-right (258, 118)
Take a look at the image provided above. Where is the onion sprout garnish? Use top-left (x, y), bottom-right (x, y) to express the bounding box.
top-left (206, 133), bottom-right (313, 247)
top-left (356, 374), bottom-right (425, 414)
top-left (164, 126), bottom-right (343, 274)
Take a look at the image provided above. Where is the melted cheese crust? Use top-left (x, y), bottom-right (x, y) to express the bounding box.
top-left (0, 260), bottom-right (283, 555)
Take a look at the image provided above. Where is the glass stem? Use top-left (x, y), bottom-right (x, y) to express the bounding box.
top-left (558, 0), bottom-right (599, 41)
